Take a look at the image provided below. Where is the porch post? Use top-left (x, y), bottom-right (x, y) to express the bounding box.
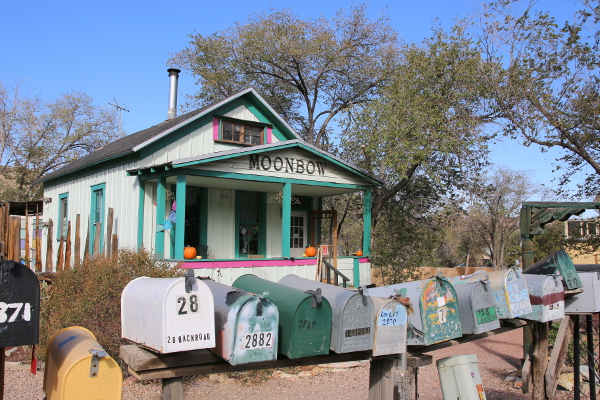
top-left (175, 174), bottom-right (187, 259)
top-left (155, 177), bottom-right (166, 258)
top-left (282, 183), bottom-right (292, 258)
top-left (137, 179), bottom-right (145, 250)
top-left (362, 189), bottom-right (372, 256)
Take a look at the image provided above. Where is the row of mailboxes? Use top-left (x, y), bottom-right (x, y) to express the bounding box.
top-left (278, 274), bottom-right (375, 354)
top-left (232, 274), bottom-right (332, 359)
top-left (122, 273), bottom-right (407, 363)
top-left (449, 268), bottom-right (532, 319)
top-left (122, 275), bottom-right (279, 365)
top-left (368, 275), bottom-right (462, 346)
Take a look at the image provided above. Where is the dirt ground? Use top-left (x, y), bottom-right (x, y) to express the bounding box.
top-left (4, 329), bottom-right (575, 399)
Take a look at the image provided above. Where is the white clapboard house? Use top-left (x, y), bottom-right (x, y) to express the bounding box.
top-left (36, 70), bottom-right (380, 285)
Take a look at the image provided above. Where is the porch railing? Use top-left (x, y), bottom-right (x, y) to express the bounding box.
top-left (323, 259), bottom-right (349, 288)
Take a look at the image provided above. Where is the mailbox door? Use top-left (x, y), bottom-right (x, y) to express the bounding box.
top-left (469, 282), bottom-right (500, 334)
top-left (121, 277), bottom-right (215, 353)
top-left (368, 280), bottom-right (426, 346)
top-left (338, 293), bottom-right (374, 353)
top-left (278, 274), bottom-right (374, 353)
top-left (163, 279), bottom-right (216, 353)
top-left (502, 269), bottom-right (533, 318)
top-left (522, 275), bottom-right (564, 322)
top-left (565, 272), bottom-right (600, 313)
top-left (232, 274), bottom-right (332, 359)
top-left (0, 261), bottom-right (40, 347)
top-left (524, 250), bottom-right (582, 290)
top-left (419, 278), bottom-right (462, 345)
top-left (371, 298), bottom-right (407, 356)
top-left (230, 296), bottom-right (279, 365)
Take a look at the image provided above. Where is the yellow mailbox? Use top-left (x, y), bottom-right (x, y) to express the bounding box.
top-left (43, 326), bottom-right (122, 400)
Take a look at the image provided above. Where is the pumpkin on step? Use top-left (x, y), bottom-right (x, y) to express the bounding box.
top-left (184, 246), bottom-right (197, 260)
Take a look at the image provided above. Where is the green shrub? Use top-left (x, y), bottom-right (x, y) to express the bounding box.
top-left (39, 248), bottom-right (181, 369)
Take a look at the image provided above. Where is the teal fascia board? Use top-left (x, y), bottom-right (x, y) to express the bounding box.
top-left (140, 168), bottom-right (368, 191)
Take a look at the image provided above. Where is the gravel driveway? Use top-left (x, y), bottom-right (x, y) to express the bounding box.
top-left (3, 329), bottom-right (574, 399)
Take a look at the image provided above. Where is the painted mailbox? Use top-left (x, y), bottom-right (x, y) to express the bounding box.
top-left (452, 280), bottom-right (500, 335)
top-left (565, 271), bottom-right (600, 313)
top-left (121, 275), bottom-right (215, 353)
top-left (521, 274), bottom-right (564, 322)
top-left (202, 279), bottom-right (279, 365)
top-left (370, 297), bottom-right (408, 356)
top-left (368, 275), bottom-right (462, 346)
top-left (0, 260), bottom-right (40, 348)
top-left (449, 268), bottom-right (532, 319)
top-left (232, 274), bottom-right (332, 359)
top-left (278, 274), bottom-right (374, 353)
top-left (523, 250), bottom-right (582, 290)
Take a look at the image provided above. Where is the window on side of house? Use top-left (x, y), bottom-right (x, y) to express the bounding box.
top-left (236, 191), bottom-right (266, 257)
top-left (58, 193), bottom-right (68, 240)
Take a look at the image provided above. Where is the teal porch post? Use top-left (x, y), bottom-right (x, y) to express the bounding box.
top-left (175, 174), bottom-right (187, 259)
top-left (362, 190), bottom-right (372, 256)
top-left (353, 257), bottom-right (360, 287)
top-left (155, 177), bottom-right (167, 258)
top-left (282, 183), bottom-right (292, 258)
top-left (137, 180), bottom-right (145, 250)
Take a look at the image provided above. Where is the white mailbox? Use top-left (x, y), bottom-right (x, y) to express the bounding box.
top-left (121, 275), bottom-right (215, 353)
top-left (522, 274), bottom-right (564, 322)
top-left (565, 271), bottom-right (600, 313)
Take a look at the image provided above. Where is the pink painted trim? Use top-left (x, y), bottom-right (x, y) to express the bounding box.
top-left (181, 258), bottom-right (318, 269)
top-left (267, 127), bottom-right (272, 144)
top-left (213, 117), bottom-right (219, 140)
top-left (181, 257), bottom-right (371, 269)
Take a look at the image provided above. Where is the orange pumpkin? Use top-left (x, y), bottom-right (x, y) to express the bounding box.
top-left (305, 246), bottom-right (317, 257)
top-left (184, 246), bottom-right (197, 260)
top-left (356, 250), bottom-right (363, 257)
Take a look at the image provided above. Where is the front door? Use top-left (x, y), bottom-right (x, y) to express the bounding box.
top-left (290, 211), bottom-right (307, 258)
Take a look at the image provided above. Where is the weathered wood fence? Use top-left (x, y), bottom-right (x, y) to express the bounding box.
top-left (0, 203), bottom-right (118, 271)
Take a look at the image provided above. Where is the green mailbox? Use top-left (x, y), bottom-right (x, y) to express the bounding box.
top-left (233, 274), bottom-right (332, 359)
top-left (523, 249), bottom-right (582, 290)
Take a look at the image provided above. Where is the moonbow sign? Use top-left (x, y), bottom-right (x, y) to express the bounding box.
top-left (249, 154), bottom-right (326, 176)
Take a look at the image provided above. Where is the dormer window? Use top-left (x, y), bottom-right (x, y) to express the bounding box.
top-left (214, 116), bottom-right (272, 146)
top-left (223, 121), bottom-right (263, 145)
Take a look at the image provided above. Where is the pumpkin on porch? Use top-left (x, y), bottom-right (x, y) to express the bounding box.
top-left (184, 246), bottom-right (197, 260)
top-left (355, 250), bottom-right (363, 256)
top-left (305, 247), bottom-right (317, 257)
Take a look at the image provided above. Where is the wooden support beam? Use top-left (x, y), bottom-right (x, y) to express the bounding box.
top-left (121, 344), bottom-right (370, 380)
top-left (162, 377), bottom-right (183, 400)
top-left (532, 322), bottom-right (548, 400)
top-left (545, 316), bottom-right (574, 398)
top-left (369, 357), bottom-right (402, 400)
top-left (105, 208), bottom-right (114, 258)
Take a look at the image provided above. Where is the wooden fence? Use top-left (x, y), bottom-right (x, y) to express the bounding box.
top-left (371, 266), bottom-right (494, 286)
top-left (0, 203), bottom-right (118, 272)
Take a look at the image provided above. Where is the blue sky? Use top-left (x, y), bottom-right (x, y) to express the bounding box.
top-left (1, 0), bottom-right (588, 197)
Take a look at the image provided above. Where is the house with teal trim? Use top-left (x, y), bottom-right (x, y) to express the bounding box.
top-left (37, 79), bottom-right (380, 286)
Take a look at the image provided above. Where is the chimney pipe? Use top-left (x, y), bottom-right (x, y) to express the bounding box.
top-left (167, 68), bottom-right (181, 120)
